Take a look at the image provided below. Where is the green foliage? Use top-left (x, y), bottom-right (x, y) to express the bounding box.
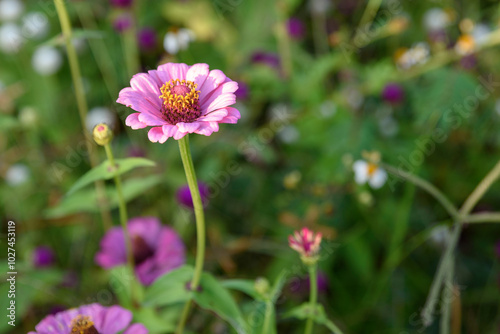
top-left (67, 157), bottom-right (156, 195)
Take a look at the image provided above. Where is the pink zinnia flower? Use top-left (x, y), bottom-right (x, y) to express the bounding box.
top-left (117, 63), bottom-right (241, 142)
top-left (288, 227), bottom-right (322, 259)
top-left (95, 217), bottom-right (186, 285)
top-left (28, 303), bottom-right (147, 334)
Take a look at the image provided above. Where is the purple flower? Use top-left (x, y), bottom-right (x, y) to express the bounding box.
top-left (287, 17), bottom-right (305, 39)
top-left (307, 271), bottom-right (329, 293)
top-left (460, 54), bottom-right (477, 70)
top-left (381, 83), bottom-right (404, 104)
top-left (113, 15), bottom-right (132, 33)
top-left (288, 271), bottom-right (329, 296)
top-left (138, 27), bottom-right (157, 50)
top-left (28, 303), bottom-right (147, 334)
top-left (95, 217), bottom-right (185, 285)
top-left (496, 241), bottom-right (500, 258)
top-left (251, 51), bottom-right (280, 68)
top-left (110, 0), bottom-right (133, 8)
top-left (176, 182), bottom-right (209, 209)
top-left (235, 81), bottom-right (249, 100)
top-left (33, 246), bottom-right (54, 268)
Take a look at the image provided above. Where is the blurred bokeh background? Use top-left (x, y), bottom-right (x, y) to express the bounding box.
top-left (1, 0), bottom-right (500, 333)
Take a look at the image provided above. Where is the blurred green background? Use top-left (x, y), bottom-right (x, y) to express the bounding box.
top-left (1, 0), bottom-right (500, 333)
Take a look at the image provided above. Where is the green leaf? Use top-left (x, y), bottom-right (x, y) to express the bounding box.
top-left (44, 175), bottom-right (161, 218)
top-left (143, 265), bottom-right (194, 307)
top-left (134, 307), bottom-right (177, 333)
top-left (194, 272), bottom-right (248, 334)
top-left (222, 279), bottom-right (261, 300)
top-left (0, 115), bottom-right (20, 131)
top-left (285, 303), bottom-right (344, 334)
top-left (109, 266), bottom-right (144, 309)
top-left (67, 157), bottom-right (156, 195)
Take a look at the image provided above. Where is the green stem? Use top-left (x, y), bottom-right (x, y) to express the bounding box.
top-left (53, 0), bottom-right (112, 230)
top-left (304, 265), bottom-right (318, 334)
top-left (175, 135), bottom-right (206, 334)
top-left (382, 164), bottom-right (460, 219)
top-left (464, 212), bottom-right (500, 224)
top-left (262, 301), bottom-right (274, 334)
top-left (121, 17), bottom-right (140, 78)
top-left (354, 0), bottom-right (383, 41)
top-left (422, 159), bottom-right (500, 325)
top-left (104, 143), bottom-right (137, 303)
top-left (440, 256), bottom-right (454, 334)
top-left (275, 1), bottom-right (293, 78)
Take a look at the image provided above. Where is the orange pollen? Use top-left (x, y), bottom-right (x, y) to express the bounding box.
top-left (71, 315), bottom-right (99, 334)
top-left (367, 163), bottom-right (378, 176)
top-left (159, 79), bottom-right (201, 124)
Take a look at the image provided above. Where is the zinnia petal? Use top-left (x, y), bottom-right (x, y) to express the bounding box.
top-left (148, 127), bottom-right (168, 143)
top-left (125, 113), bottom-right (147, 129)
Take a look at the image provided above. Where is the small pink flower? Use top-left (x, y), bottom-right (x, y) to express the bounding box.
top-left (117, 63), bottom-right (241, 142)
top-left (288, 227), bottom-right (322, 259)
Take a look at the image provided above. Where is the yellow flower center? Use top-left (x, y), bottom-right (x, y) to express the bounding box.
top-left (71, 315), bottom-right (99, 334)
top-left (159, 79), bottom-right (201, 124)
top-left (367, 163), bottom-right (378, 176)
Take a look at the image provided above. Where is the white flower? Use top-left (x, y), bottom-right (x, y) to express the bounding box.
top-left (5, 163), bottom-right (30, 186)
top-left (345, 87), bottom-right (364, 110)
top-left (308, 0), bottom-right (331, 14)
top-left (32, 46), bottom-right (63, 76)
top-left (22, 12), bottom-right (49, 40)
top-left (319, 100), bottom-right (337, 118)
top-left (423, 8), bottom-right (450, 32)
top-left (397, 43), bottom-right (430, 69)
top-left (163, 28), bottom-right (194, 55)
top-left (353, 160), bottom-right (387, 189)
top-left (0, 23), bottom-right (23, 54)
top-left (86, 107), bottom-right (116, 132)
top-left (0, 0), bottom-right (24, 22)
top-left (471, 23), bottom-right (490, 46)
top-left (278, 125), bottom-right (300, 143)
top-left (19, 106), bottom-right (38, 127)
top-left (378, 116), bottom-right (399, 137)
top-left (495, 99), bottom-right (500, 116)
top-left (429, 225), bottom-right (450, 247)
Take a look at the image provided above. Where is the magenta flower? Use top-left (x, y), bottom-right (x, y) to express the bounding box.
top-left (95, 217), bottom-right (186, 285)
top-left (381, 83), bottom-right (404, 104)
top-left (138, 27), bottom-right (157, 50)
top-left (33, 246), bottom-right (55, 268)
top-left (28, 303), bottom-right (147, 334)
top-left (287, 17), bottom-right (305, 39)
top-left (117, 63), bottom-right (240, 142)
top-left (176, 182), bottom-right (209, 209)
top-left (113, 15), bottom-right (132, 33)
top-left (110, 0), bottom-right (133, 8)
top-left (289, 227), bottom-right (322, 260)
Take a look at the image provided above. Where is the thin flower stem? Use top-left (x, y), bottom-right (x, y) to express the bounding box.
top-left (176, 135), bottom-right (206, 333)
top-left (421, 159), bottom-right (500, 325)
top-left (304, 265), bottom-right (318, 334)
top-left (53, 0), bottom-right (112, 230)
top-left (262, 301), bottom-right (274, 334)
top-left (121, 19), bottom-right (140, 79)
top-left (354, 0), bottom-right (383, 41)
top-left (382, 164), bottom-right (460, 219)
top-left (440, 256), bottom-right (454, 334)
top-left (275, 1), bottom-right (293, 78)
top-left (104, 143), bottom-right (137, 304)
top-left (463, 212), bottom-right (500, 224)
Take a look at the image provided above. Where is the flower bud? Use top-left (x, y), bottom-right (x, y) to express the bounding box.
top-left (254, 277), bottom-right (270, 297)
top-left (93, 123), bottom-right (113, 146)
top-left (289, 228), bottom-right (322, 266)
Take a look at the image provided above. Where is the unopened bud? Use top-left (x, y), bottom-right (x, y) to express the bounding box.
top-left (254, 277), bottom-right (270, 297)
top-left (93, 123), bottom-right (113, 146)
